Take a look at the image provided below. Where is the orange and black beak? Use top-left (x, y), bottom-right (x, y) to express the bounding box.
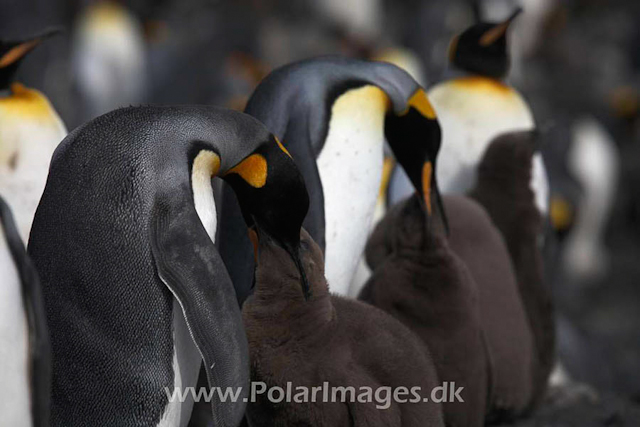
top-left (223, 136), bottom-right (312, 300)
top-left (0, 28), bottom-right (62, 90)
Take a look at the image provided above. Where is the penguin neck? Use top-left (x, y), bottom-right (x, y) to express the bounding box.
top-left (316, 85), bottom-right (389, 296)
top-left (247, 271), bottom-right (334, 341)
top-left (191, 150), bottom-right (221, 242)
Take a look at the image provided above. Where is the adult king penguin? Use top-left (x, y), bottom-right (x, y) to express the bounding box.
top-left (219, 56), bottom-right (441, 300)
top-left (428, 8), bottom-right (550, 216)
top-left (28, 106), bottom-right (309, 427)
top-left (0, 195), bottom-right (51, 427)
top-left (0, 30), bottom-right (67, 242)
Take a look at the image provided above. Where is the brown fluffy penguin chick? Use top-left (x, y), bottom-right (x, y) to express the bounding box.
top-left (469, 131), bottom-right (555, 409)
top-left (364, 195), bottom-right (536, 423)
top-left (242, 228), bottom-right (444, 427)
top-left (359, 195), bottom-right (488, 427)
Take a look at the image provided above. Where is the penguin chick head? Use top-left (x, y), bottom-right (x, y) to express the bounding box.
top-left (477, 129), bottom-right (539, 183)
top-left (253, 227), bottom-right (328, 301)
top-left (222, 135), bottom-right (312, 299)
top-left (448, 8), bottom-right (522, 79)
top-left (0, 28), bottom-right (61, 91)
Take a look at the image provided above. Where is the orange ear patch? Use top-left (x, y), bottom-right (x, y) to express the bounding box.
top-left (226, 154), bottom-right (268, 188)
top-left (401, 89), bottom-right (437, 119)
top-left (0, 40), bottom-right (39, 68)
top-left (422, 161), bottom-right (433, 215)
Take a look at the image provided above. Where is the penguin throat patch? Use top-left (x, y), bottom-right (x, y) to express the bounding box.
top-left (422, 162), bottom-right (433, 214)
top-left (226, 154), bottom-right (267, 188)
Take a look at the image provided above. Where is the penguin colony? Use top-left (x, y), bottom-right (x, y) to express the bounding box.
top-left (0, 7), bottom-right (560, 427)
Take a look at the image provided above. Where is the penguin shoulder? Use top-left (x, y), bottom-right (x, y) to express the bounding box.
top-left (0, 83), bottom-right (66, 129)
top-left (428, 77), bottom-right (533, 123)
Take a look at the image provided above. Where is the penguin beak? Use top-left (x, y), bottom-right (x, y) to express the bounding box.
top-left (252, 221), bottom-right (311, 300)
top-left (479, 8), bottom-right (523, 47)
top-left (0, 27), bottom-right (62, 69)
top-left (421, 160), bottom-right (449, 233)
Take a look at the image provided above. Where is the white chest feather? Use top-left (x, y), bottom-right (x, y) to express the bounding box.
top-left (428, 78), bottom-right (549, 214)
top-left (0, 226), bottom-right (31, 427)
top-left (317, 86), bottom-right (388, 296)
top-left (0, 93), bottom-right (67, 242)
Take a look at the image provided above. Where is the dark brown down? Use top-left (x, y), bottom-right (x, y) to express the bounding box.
top-left (363, 192), bottom-right (537, 423)
top-left (470, 131), bottom-right (555, 412)
top-left (243, 229), bottom-right (444, 427)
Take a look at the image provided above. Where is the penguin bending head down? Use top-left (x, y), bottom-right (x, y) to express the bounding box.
top-left (28, 106), bottom-right (308, 426)
top-left (243, 227), bottom-right (444, 427)
top-left (219, 56), bottom-right (441, 300)
top-left (0, 195), bottom-right (51, 427)
top-left (0, 29), bottom-right (67, 242)
top-left (428, 9), bottom-right (550, 216)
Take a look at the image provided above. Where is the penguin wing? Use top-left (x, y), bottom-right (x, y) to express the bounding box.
top-left (0, 196), bottom-right (51, 427)
top-left (150, 194), bottom-right (249, 427)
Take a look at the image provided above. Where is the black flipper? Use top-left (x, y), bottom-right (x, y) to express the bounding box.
top-left (150, 194), bottom-right (249, 427)
top-left (0, 196), bottom-right (51, 427)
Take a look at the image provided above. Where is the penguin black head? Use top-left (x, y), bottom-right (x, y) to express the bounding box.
top-left (384, 89), bottom-right (447, 229)
top-left (0, 28), bottom-right (61, 91)
top-left (245, 57), bottom-right (446, 231)
top-left (448, 8), bottom-right (522, 79)
top-left (222, 136), bottom-right (312, 299)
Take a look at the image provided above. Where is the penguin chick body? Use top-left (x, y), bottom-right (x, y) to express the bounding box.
top-left (0, 195), bottom-right (51, 427)
top-left (243, 229), bottom-right (444, 427)
top-left (469, 130), bottom-right (555, 410)
top-left (359, 194), bottom-right (487, 427)
top-left (0, 32), bottom-right (67, 242)
top-left (429, 10), bottom-right (549, 215)
top-left (364, 194), bottom-right (536, 421)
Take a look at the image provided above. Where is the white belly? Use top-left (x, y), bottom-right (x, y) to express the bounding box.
top-left (0, 224), bottom-right (32, 427)
top-left (317, 86), bottom-right (388, 296)
top-left (428, 78), bottom-right (549, 214)
top-left (158, 300), bottom-right (202, 427)
top-left (0, 111), bottom-right (67, 242)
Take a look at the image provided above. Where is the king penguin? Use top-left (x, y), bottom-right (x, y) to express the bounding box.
top-left (218, 56), bottom-right (441, 301)
top-left (0, 195), bottom-right (51, 427)
top-left (428, 8), bottom-right (550, 216)
top-left (72, 1), bottom-right (147, 123)
top-left (28, 105), bottom-right (309, 426)
top-left (0, 30), bottom-right (67, 242)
